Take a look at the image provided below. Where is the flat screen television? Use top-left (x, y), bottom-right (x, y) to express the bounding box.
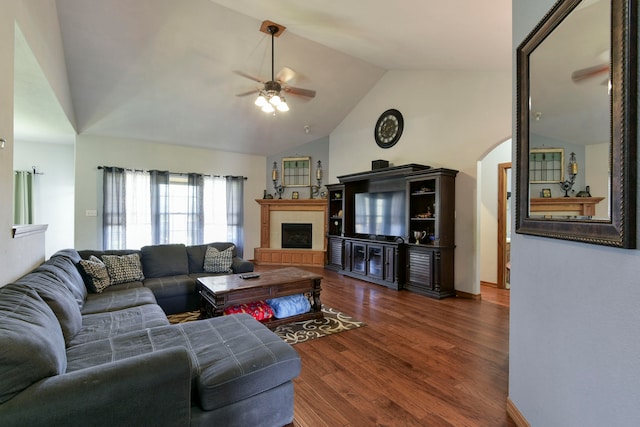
top-left (354, 191), bottom-right (406, 238)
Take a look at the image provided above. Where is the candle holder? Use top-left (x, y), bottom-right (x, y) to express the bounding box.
top-left (559, 152), bottom-right (578, 197)
top-left (272, 161), bottom-right (284, 199)
top-left (310, 160), bottom-right (323, 199)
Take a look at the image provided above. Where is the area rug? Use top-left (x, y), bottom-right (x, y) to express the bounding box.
top-left (167, 306), bottom-right (365, 344)
top-left (272, 306), bottom-right (365, 344)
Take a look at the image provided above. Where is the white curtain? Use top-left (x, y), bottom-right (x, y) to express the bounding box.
top-left (203, 176), bottom-right (228, 243)
top-left (14, 170), bottom-right (34, 224)
top-left (125, 170), bottom-right (152, 249)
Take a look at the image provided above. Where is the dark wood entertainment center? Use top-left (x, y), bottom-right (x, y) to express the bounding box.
top-left (325, 164), bottom-right (458, 299)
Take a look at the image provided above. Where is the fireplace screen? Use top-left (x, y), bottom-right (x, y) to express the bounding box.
top-left (281, 223), bottom-right (312, 249)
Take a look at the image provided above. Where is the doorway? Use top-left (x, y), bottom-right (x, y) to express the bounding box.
top-left (497, 162), bottom-right (511, 289)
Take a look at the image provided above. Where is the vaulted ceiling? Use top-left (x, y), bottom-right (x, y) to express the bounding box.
top-left (14, 0), bottom-right (512, 156)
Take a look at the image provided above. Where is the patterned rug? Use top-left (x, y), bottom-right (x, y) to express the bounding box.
top-left (272, 306), bottom-right (365, 344)
top-left (167, 306), bottom-right (365, 345)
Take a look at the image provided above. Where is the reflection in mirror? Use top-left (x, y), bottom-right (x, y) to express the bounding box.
top-left (528, 0), bottom-right (610, 220)
top-left (516, 0), bottom-right (637, 248)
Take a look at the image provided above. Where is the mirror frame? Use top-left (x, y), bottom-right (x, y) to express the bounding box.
top-left (516, 0), bottom-right (637, 248)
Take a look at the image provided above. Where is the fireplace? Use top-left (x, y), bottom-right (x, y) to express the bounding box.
top-left (255, 199), bottom-right (327, 267)
top-left (282, 223), bottom-right (312, 249)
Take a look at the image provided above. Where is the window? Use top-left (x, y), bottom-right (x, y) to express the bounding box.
top-left (103, 168), bottom-right (244, 252)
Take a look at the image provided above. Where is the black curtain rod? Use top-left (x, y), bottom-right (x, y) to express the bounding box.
top-left (96, 166), bottom-right (247, 180)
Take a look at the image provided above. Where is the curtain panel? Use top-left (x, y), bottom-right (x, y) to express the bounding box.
top-left (150, 170), bottom-right (170, 245)
top-left (187, 173), bottom-right (204, 245)
top-left (226, 176), bottom-right (245, 257)
top-left (14, 171), bottom-right (34, 225)
top-left (102, 167), bottom-right (126, 249)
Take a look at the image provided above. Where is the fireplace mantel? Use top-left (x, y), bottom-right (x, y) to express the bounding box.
top-left (254, 199), bottom-right (328, 267)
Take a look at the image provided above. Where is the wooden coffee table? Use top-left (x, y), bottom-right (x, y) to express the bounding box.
top-left (197, 267), bottom-right (323, 329)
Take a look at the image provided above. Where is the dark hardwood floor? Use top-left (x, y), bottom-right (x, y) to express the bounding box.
top-left (255, 265), bottom-right (513, 427)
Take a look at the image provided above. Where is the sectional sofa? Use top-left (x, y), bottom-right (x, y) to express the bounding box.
top-left (0, 245), bottom-right (300, 426)
top-left (77, 241), bottom-right (255, 315)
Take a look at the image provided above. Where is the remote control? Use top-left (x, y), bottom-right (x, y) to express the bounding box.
top-left (240, 273), bottom-right (260, 279)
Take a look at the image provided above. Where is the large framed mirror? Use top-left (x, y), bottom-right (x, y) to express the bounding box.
top-left (516, 0), bottom-right (637, 248)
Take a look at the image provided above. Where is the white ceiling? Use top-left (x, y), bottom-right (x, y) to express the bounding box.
top-left (14, 0), bottom-right (512, 156)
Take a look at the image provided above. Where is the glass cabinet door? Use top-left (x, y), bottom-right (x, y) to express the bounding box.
top-left (367, 245), bottom-right (383, 279)
top-left (351, 243), bottom-right (366, 274)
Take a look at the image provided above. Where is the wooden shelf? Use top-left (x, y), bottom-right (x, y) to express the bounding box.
top-left (530, 197), bottom-right (605, 217)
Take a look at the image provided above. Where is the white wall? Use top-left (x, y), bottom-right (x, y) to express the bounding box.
top-left (0, 0), bottom-right (69, 285)
top-left (585, 142), bottom-right (609, 219)
top-left (74, 134), bottom-right (265, 257)
top-left (329, 69), bottom-right (512, 294)
top-left (477, 139), bottom-right (511, 285)
top-left (13, 141), bottom-right (75, 258)
top-left (510, 1), bottom-right (640, 425)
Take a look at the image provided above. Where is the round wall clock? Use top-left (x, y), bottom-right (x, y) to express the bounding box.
top-left (374, 109), bottom-right (404, 148)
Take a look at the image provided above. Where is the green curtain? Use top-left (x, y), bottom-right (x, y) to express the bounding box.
top-left (14, 171), bottom-right (34, 224)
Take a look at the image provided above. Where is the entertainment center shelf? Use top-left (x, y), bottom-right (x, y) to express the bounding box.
top-left (325, 164), bottom-right (457, 299)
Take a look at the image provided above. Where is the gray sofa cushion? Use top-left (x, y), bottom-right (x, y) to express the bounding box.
top-left (81, 286), bottom-right (157, 315)
top-left (143, 275), bottom-right (196, 299)
top-left (13, 273), bottom-right (82, 345)
top-left (186, 242), bottom-right (237, 274)
top-left (141, 244), bottom-right (189, 278)
top-left (0, 284), bottom-right (67, 404)
top-left (194, 314), bottom-right (301, 411)
top-left (77, 249), bottom-right (140, 260)
top-left (68, 304), bottom-right (170, 346)
top-left (38, 252), bottom-right (88, 308)
top-left (65, 315), bottom-right (300, 411)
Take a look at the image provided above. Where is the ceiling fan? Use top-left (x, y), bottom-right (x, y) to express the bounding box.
top-left (571, 63), bottom-right (610, 83)
top-left (234, 21), bottom-right (316, 113)
top-left (571, 49), bottom-right (610, 84)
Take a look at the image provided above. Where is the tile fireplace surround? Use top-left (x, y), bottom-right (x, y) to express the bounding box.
top-left (254, 199), bottom-right (328, 267)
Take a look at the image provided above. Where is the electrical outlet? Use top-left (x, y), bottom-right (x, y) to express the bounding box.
top-left (85, 209), bottom-right (97, 217)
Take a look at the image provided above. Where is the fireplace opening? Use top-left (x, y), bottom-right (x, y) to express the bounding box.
top-left (282, 223), bottom-right (312, 249)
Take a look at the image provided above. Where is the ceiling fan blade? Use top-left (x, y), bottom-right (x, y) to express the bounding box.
top-left (284, 86), bottom-right (316, 98)
top-left (571, 64), bottom-right (609, 83)
top-left (276, 67), bottom-right (296, 84)
top-left (233, 70), bottom-right (264, 83)
top-left (236, 89), bottom-right (260, 97)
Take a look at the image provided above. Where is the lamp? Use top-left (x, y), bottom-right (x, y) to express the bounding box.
top-left (559, 152), bottom-right (578, 197)
top-left (272, 161), bottom-right (284, 199)
top-left (256, 26), bottom-right (289, 114)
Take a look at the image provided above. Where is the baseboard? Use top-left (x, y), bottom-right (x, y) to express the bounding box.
top-left (481, 280), bottom-right (498, 288)
top-left (455, 290), bottom-right (481, 300)
top-left (506, 397), bottom-right (530, 427)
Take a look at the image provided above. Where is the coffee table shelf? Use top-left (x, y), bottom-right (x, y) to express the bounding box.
top-left (197, 267), bottom-right (323, 329)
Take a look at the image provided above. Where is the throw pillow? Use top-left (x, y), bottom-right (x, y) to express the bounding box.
top-left (79, 255), bottom-right (111, 292)
top-left (203, 245), bottom-right (234, 273)
top-left (101, 253), bottom-right (145, 285)
top-left (223, 301), bottom-right (274, 322)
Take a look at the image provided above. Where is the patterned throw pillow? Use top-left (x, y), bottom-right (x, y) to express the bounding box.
top-left (203, 246), bottom-right (234, 273)
top-left (101, 254), bottom-right (145, 285)
top-left (223, 301), bottom-right (274, 322)
top-left (79, 255), bottom-right (111, 293)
